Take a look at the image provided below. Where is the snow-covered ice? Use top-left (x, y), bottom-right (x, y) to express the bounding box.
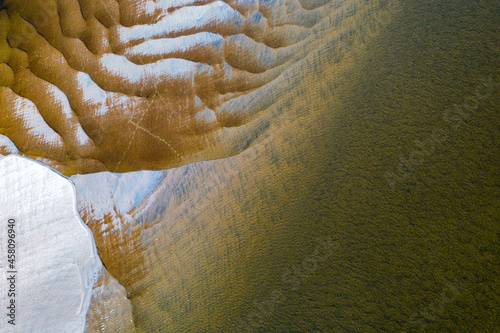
top-left (0, 155), bottom-right (102, 332)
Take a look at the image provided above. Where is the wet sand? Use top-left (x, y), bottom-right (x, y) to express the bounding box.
top-left (81, 1), bottom-right (499, 332)
top-left (67, 0), bottom-right (500, 331)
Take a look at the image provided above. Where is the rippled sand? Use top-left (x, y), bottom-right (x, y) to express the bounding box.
top-left (1, 0), bottom-right (499, 332)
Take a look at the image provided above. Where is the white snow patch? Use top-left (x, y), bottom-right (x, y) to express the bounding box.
top-left (45, 84), bottom-right (92, 146)
top-left (74, 127), bottom-right (91, 146)
top-left (76, 72), bottom-right (108, 116)
top-left (125, 32), bottom-right (224, 59)
top-left (99, 53), bottom-right (212, 83)
top-left (116, 1), bottom-right (243, 45)
top-left (0, 135), bottom-right (19, 153)
top-left (194, 96), bottom-right (203, 107)
top-left (196, 107), bottom-right (217, 123)
top-left (71, 171), bottom-right (165, 228)
top-left (46, 84), bottom-right (73, 117)
top-left (13, 96), bottom-right (64, 148)
top-left (0, 155), bottom-right (102, 333)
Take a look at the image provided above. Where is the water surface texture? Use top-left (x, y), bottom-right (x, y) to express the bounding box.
top-left (0, 0), bottom-right (499, 332)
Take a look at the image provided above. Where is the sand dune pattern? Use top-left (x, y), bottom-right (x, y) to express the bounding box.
top-left (0, 0), bottom-right (402, 332)
top-left (0, 0), bottom-right (367, 175)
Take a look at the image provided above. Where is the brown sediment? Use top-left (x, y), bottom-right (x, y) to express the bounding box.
top-left (3, 0), bottom-right (499, 332)
top-left (84, 266), bottom-right (137, 333)
top-left (0, 0), bottom-right (352, 175)
top-left (76, 0), bottom-right (499, 331)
